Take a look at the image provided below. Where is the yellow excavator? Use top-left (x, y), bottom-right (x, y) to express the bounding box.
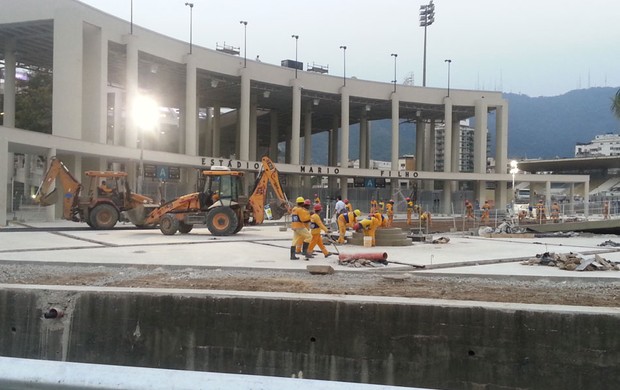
top-left (34, 157), bottom-right (154, 229)
top-left (127, 156), bottom-right (291, 236)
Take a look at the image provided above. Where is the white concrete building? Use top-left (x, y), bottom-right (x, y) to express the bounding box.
top-left (0, 0), bottom-right (588, 225)
top-left (575, 133), bottom-right (620, 157)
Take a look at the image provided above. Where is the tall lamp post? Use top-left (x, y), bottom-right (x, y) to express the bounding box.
top-left (419, 0), bottom-right (435, 87)
top-left (133, 95), bottom-right (159, 194)
top-left (291, 34), bottom-right (299, 78)
top-left (339, 45), bottom-right (347, 86)
top-left (240, 21), bottom-right (248, 67)
top-left (444, 59), bottom-right (452, 96)
top-left (185, 2), bottom-right (194, 54)
top-left (130, 0), bottom-right (134, 34)
top-left (510, 160), bottom-right (519, 214)
top-left (391, 53), bottom-right (398, 92)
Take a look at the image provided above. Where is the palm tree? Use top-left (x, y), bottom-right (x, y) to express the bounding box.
top-left (612, 89), bottom-right (620, 120)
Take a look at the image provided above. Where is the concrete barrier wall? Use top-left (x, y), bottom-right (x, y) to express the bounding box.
top-left (1, 286), bottom-right (619, 389)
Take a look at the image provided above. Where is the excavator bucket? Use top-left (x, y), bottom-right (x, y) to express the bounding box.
top-left (125, 204), bottom-right (147, 226)
top-left (268, 200), bottom-right (290, 220)
top-left (36, 189), bottom-right (59, 206)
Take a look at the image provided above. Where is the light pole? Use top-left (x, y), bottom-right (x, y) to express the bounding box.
top-left (391, 53), bottom-right (398, 93)
top-left (240, 21), bottom-right (248, 68)
top-left (445, 59), bottom-right (452, 96)
top-left (339, 45), bottom-right (347, 86)
top-left (133, 95), bottom-right (159, 194)
top-left (130, 0), bottom-right (133, 34)
top-left (419, 0), bottom-right (435, 87)
top-left (510, 160), bottom-right (519, 214)
top-left (185, 2), bottom-right (194, 54)
top-left (291, 35), bottom-right (299, 78)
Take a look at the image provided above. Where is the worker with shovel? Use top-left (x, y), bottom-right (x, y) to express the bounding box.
top-left (308, 204), bottom-right (334, 258)
top-left (354, 215), bottom-right (381, 246)
top-left (337, 209), bottom-right (361, 244)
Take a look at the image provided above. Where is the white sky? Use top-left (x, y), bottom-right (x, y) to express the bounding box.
top-left (80, 0), bottom-right (620, 97)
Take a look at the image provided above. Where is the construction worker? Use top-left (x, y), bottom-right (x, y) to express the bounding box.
top-left (98, 180), bottom-right (112, 195)
top-left (354, 215), bottom-right (381, 246)
top-left (337, 209), bottom-right (361, 244)
top-left (480, 200), bottom-right (491, 224)
top-left (603, 200), bottom-right (610, 220)
top-left (420, 209), bottom-right (432, 231)
top-left (465, 200), bottom-right (475, 220)
top-left (372, 212), bottom-right (389, 228)
top-left (307, 204), bottom-right (333, 258)
top-left (314, 193), bottom-right (321, 206)
top-left (378, 199), bottom-right (385, 213)
top-left (536, 199), bottom-right (547, 223)
top-left (386, 200), bottom-right (395, 227)
top-left (406, 197), bottom-right (414, 225)
top-left (518, 209), bottom-right (527, 223)
top-left (551, 202), bottom-right (561, 223)
top-left (290, 197), bottom-right (313, 260)
top-left (344, 199), bottom-right (353, 213)
top-left (370, 198), bottom-right (378, 213)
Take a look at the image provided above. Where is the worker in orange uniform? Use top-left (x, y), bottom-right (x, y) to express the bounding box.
top-left (290, 197), bottom-right (313, 260)
top-left (307, 204), bottom-right (333, 258)
top-left (314, 193), bottom-right (321, 206)
top-left (420, 210), bottom-right (432, 230)
top-left (337, 209), bottom-right (361, 244)
top-left (406, 197), bottom-right (414, 225)
top-left (372, 212), bottom-right (389, 228)
top-left (386, 199), bottom-right (395, 227)
top-left (344, 199), bottom-right (353, 213)
top-left (98, 180), bottom-right (113, 195)
top-left (480, 200), bottom-right (491, 224)
top-left (465, 200), bottom-right (475, 220)
top-left (603, 200), bottom-right (610, 220)
top-left (370, 199), bottom-right (378, 214)
top-left (354, 215), bottom-right (381, 246)
top-left (551, 202), bottom-right (561, 223)
top-left (378, 199), bottom-right (385, 213)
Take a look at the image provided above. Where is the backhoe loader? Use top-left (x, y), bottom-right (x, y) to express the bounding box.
top-left (127, 156), bottom-right (290, 236)
top-left (34, 157), bottom-right (154, 229)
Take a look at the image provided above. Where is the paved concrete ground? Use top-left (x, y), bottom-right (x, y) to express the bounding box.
top-left (1, 220), bottom-right (619, 280)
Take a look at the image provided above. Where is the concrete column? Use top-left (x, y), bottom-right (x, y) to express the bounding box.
top-left (124, 34), bottom-right (139, 149)
top-left (495, 101), bottom-right (509, 209)
top-left (249, 97), bottom-right (258, 161)
top-left (474, 99), bottom-right (488, 200)
top-left (269, 110), bottom-right (279, 161)
top-left (3, 40), bottom-right (16, 128)
top-left (328, 116), bottom-right (339, 192)
top-left (290, 80), bottom-right (302, 165)
top-left (52, 8), bottom-right (83, 139)
top-left (415, 119), bottom-right (425, 171)
top-left (239, 70), bottom-right (251, 160)
top-left (450, 119), bottom-right (460, 196)
top-left (82, 24), bottom-right (105, 143)
top-left (204, 107), bottom-right (213, 156)
top-left (584, 180), bottom-right (590, 218)
top-left (359, 113), bottom-right (368, 169)
top-left (569, 183), bottom-right (575, 215)
top-left (212, 105), bottom-right (221, 157)
top-left (0, 137), bottom-right (8, 226)
top-left (185, 54), bottom-right (198, 156)
top-left (303, 102), bottom-right (312, 165)
top-left (340, 87), bottom-right (350, 167)
top-left (46, 148), bottom-right (57, 222)
top-left (442, 97), bottom-right (453, 214)
top-left (425, 120), bottom-right (436, 191)
top-left (545, 181), bottom-right (552, 213)
top-left (391, 93), bottom-right (400, 171)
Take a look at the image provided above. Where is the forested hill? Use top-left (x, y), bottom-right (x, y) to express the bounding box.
top-left (309, 87), bottom-right (620, 164)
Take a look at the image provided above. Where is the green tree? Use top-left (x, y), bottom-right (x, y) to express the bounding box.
top-left (15, 70), bottom-right (53, 133)
top-left (612, 89), bottom-right (620, 120)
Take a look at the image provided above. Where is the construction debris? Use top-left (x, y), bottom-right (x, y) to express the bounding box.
top-left (338, 252), bottom-right (388, 268)
top-left (306, 265), bottom-right (334, 275)
top-left (431, 236), bottom-right (450, 244)
top-left (521, 252), bottom-right (620, 271)
top-left (598, 240), bottom-right (620, 247)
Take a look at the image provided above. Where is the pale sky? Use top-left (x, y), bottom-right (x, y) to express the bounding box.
top-left (80, 0), bottom-right (620, 97)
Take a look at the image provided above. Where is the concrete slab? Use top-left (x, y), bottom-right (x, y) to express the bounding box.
top-left (0, 221), bottom-right (619, 280)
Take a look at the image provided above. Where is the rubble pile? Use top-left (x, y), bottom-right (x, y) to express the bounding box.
top-left (521, 252), bottom-right (620, 271)
top-left (338, 258), bottom-right (388, 268)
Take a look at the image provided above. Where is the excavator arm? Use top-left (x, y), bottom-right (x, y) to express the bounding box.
top-left (247, 156), bottom-right (291, 224)
top-left (34, 157), bottom-right (82, 221)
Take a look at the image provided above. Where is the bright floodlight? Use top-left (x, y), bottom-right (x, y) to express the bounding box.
top-left (133, 95), bottom-right (159, 130)
top-left (510, 160), bottom-right (519, 174)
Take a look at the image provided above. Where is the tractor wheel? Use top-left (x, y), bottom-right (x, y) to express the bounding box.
top-left (178, 221), bottom-right (193, 234)
top-left (89, 204), bottom-right (119, 229)
top-left (160, 214), bottom-right (179, 235)
top-left (206, 207), bottom-right (238, 236)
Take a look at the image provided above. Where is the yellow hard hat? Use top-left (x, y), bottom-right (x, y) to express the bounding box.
top-left (296, 196), bottom-right (304, 203)
top-left (354, 209), bottom-right (361, 217)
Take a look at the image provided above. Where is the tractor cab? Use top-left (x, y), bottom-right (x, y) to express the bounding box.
top-left (84, 171), bottom-right (129, 208)
top-left (199, 167), bottom-right (247, 210)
